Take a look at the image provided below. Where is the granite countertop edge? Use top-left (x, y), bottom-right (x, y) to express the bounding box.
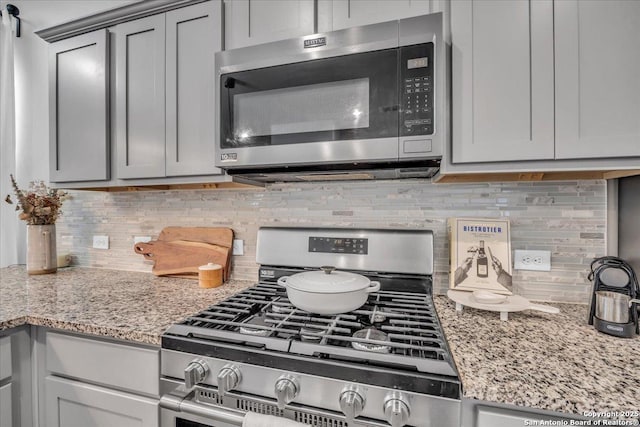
top-left (0, 266), bottom-right (255, 346)
top-left (433, 295), bottom-right (640, 418)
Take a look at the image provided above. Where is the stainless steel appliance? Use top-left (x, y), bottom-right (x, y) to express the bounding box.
top-left (160, 227), bottom-right (460, 427)
top-left (588, 256), bottom-right (640, 338)
top-left (214, 13), bottom-right (446, 183)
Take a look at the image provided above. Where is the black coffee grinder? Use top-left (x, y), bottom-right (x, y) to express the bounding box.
top-left (588, 256), bottom-right (640, 338)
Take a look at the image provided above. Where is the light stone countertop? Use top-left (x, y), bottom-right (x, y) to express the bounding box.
top-left (433, 295), bottom-right (640, 417)
top-left (3, 266), bottom-right (638, 416)
top-left (0, 266), bottom-right (254, 345)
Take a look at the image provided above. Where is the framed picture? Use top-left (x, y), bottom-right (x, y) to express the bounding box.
top-left (448, 218), bottom-right (512, 294)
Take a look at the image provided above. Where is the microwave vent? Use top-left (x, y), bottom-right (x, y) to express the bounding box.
top-left (297, 173), bottom-right (374, 181)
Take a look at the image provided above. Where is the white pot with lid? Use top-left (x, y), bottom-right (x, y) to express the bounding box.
top-left (277, 266), bottom-right (381, 315)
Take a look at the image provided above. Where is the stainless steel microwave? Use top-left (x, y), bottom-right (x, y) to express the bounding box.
top-left (215, 13), bottom-right (446, 182)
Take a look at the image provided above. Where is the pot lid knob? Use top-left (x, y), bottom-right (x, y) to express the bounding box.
top-left (320, 266), bottom-right (336, 275)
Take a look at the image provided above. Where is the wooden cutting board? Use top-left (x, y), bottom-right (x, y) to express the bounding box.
top-left (158, 227), bottom-right (233, 248)
top-left (134, 227), bottom-right (234, 281)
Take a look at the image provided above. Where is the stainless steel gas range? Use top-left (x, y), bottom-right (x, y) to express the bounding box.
top-left (160, 227), bottom-right (460, 427)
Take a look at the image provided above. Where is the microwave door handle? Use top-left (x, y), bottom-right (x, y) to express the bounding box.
top-left (224, 77), bottom-right (236, 145)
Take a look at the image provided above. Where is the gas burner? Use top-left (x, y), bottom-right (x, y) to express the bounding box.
top-left (351, 327), bottom-right (391, 353)
top-left (369, 307), bottom-right (389, 323)
top-left (238, 326), bottom-right (271, 337)
top-left (271, 301), bottom-right (290, 314)
top-left (238, 313), bottom-right (273, 337)
top-left (300, 325), bottom-right (324, 342)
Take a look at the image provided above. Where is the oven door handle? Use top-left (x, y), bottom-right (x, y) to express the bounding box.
top-left (160, 394), bottom-right (245, 426)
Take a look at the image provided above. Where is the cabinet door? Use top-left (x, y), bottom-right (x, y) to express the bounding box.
top-left (0, 383), bottom-right (10, 427)
top-left (451, 0), bottom-right (554, 163)
top-left (0, 336), bottom-right (10, 381)
top-left (166, 1), bottom-right (222, 177)
top-left (49, 30), bottom-right (109, 182)
top-left (224, 0), bottom-right (315, 49)
top-left (115, 15), bottom-right (166, 179)
top-left (555, 0), bottom-right (640, 159)
top-left (45, 376), bottom-right (158, 427)
top-left (476, 405), bottom-right (571, 427)
top-left (329, 0), bottom-right (431, 30)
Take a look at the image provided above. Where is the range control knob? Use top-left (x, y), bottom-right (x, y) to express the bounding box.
top-left (339, 386), bottom-right (366, 424)
top-left (217, 364), bottom-right (242, 396)
top-left (184, 359), bottom-right (209, 390)
top-left (383, 392), bottom-right (411, 427)
top-left (274, 375), bottom-right (300, 410)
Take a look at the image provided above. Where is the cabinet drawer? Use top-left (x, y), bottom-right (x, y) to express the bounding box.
top-left (46, 332), bottom-right (159, 396)
top-left (0, 336), bottom-right (11, 381)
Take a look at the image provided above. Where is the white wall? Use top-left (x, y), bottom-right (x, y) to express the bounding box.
top-left (0, 0), bottom-right (134, 264)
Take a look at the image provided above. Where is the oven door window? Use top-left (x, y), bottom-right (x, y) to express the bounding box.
top-left (220, 49), bottom-right (398, 149)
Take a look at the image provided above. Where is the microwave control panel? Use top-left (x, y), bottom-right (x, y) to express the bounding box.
top-left (400, 43), bottom-right (434, 136)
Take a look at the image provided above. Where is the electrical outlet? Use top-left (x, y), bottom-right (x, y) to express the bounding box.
top-left (92, 235), bottom-right (109, 250)
top-left (134, 236), bottom-right (152, 244)
top-left (232, 239), bottom-right (244, 256)
top-left (514, 250), bottom-right (551, 271)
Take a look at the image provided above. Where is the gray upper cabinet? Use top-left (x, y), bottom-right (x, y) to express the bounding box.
top-left (555, 0), bottom-right (640, 159)
top-left (326, 0), bottom-right (433, 31)
top-left (115, 1), bottom-right (222, 180)
top-left (49, 30), bottom-right (109, 182)
top-left (115, 15), bottom-right (167, 179)
top-left (166, 2), bottom-right (222, 177)
top-left (224, 0), bottom-right (315, 49)
top-left (451, 0), bottom-right (555, 164)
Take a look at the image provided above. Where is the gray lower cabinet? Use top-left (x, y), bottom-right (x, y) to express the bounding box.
top-left (48, 29), bottom-right (109, 182)
top-left (0, 383), bottom-right (11, 427)
top-left (0, 335), bottom-right (11, 427)
top-left (461, 399), bottom-right (583, 427)
top-left (0, 336), bottom-right (10, 382)
top-left (41, 330), bottom-right (160, 427)
top-left (0, 328), bottom-right (33, 427)
top-left (115, 1), bottom-right (222, 180)
top-left (475, 405), bottom-right (573, 427)
top-left (224, 0), bottom-right (314, 49)
top-left (45, 376), bottom-right (158, 427)
top-left (554, 0), bottom-right (640, 159)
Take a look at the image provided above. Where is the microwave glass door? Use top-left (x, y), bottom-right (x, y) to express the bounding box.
top-left (220, 49), bottom-right (398, 149)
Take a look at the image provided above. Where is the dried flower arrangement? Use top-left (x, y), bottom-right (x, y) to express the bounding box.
top-left (5, 174), bottom-right (67, 225)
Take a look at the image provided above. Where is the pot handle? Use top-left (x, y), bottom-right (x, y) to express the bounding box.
top-left (366, 281), bottom-right (381, 293)
top-left (629, 299), bottom-right (640, 308)
top-left (277, 277), bottom-right (289, 287)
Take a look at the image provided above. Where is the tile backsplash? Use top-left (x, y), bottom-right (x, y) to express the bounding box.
top-left (56, 179), bottom-right (606, 303)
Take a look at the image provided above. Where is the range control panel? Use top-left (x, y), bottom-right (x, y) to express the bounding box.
top-left (400, 43), bottom-right (434, 137)
top-left (309, 237), bottom-right (369, 255)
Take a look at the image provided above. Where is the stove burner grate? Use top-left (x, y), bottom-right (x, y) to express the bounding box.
top-left (172, 283), bottom-right (454, 374)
